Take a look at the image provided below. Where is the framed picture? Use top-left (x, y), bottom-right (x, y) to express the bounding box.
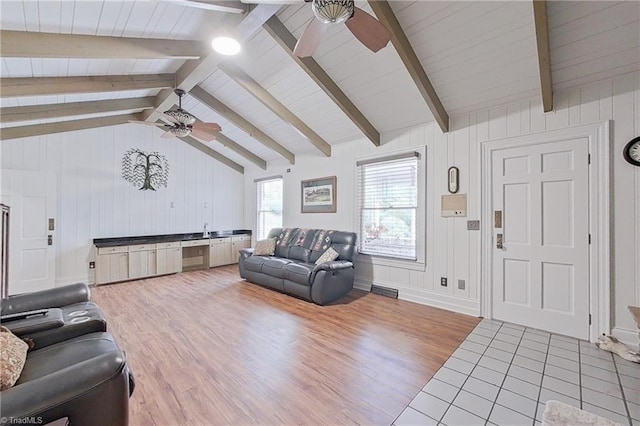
top-left (301, 176), bottom-right (337, 213)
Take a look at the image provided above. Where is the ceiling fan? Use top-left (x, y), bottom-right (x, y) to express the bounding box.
top-left (129, 89), bottom-right (222, 142)
top-left (288, 0), bottom-right (392, 58)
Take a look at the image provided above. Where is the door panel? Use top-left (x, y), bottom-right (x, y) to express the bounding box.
top-left (492, 138), bottom-right (589, 339)
top-left (0, 171), bottom-right (56, 294)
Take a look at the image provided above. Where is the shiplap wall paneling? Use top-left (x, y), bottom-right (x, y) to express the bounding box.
top-left (1, 123), bottom-right (244, 285)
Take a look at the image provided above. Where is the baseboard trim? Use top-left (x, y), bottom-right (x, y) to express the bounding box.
top-left (612, 327), bottom-right (639, 350)
top-left (354, 278), bottom-right (480, 317)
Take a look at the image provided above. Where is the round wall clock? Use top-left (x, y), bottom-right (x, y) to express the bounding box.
top-left (623, 136), bottom-right (640, 167)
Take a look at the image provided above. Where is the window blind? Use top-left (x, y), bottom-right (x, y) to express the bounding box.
top-left (358, 154), bottom-right (418, 260)
top-left (256, 177), bottom-right (283, 240)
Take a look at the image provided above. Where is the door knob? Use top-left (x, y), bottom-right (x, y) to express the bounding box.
top-left (496, 233), bottom-right (504, 250)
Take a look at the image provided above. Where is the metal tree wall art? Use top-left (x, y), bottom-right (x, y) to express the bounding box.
top-left (121, 148), bottom-right (169, 191)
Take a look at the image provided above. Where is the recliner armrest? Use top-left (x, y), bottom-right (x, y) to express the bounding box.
top-left (0, 350), bottom-right (127, 422)
top-left (313, 260), bottom-right (354, 272)
top-left (1, 283), bottom-right (90, 316)
top-left (239, 248), bottom-right (254, 259)
top-left (2, 308), bottom-right (64, 337)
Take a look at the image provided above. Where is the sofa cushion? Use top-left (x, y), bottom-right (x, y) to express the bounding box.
top-left (0, 326), bottom-right (28, 390)
top-left (275, 228), bottom-right (299, 258)
top-left (288, 229), bottom-right (318, 263)
top-left (254, 238), bottom-right (276, 256)
top-left (283, 262), bottom-right (315, 286)
top-left (262, 258), bottom-right (294, 279)
top-left (243, 255), bottom-right (270, 273)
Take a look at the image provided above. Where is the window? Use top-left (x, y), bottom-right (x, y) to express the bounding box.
top-left (357, 152), bottom-right (420, 260)
top-left (256, 176), bottom-right (283, 240)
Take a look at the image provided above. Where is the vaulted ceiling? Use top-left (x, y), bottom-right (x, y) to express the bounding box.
top-left (1, 1), bottom-right (638, 173)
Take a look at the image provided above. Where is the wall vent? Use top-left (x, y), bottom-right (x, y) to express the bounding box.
top-left (371, 284), bottom-right (398, 299)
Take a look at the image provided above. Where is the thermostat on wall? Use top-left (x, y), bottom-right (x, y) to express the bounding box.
top-left (441, 194), bottom-right (467, 217)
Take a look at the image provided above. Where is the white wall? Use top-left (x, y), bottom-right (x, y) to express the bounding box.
top-left (244, 72), bottom-right (640, 338)
top-left (1, 123), bottom-right (244, 285)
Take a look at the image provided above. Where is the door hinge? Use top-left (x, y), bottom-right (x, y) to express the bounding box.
top-left (589, 314), bottom-right (592, 325)
top-left (588, 234), bottom-right (592, 244)
top-left (588, 154), bottom-right (591, 164)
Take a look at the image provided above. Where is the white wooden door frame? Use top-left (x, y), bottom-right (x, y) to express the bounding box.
top-left (480, 121), bottom-right (611, 342)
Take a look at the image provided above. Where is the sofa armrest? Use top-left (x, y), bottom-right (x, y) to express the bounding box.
top-left (313, 260), bottom-right (353, 272)
top-left (2, 308), bottom-right (64, 337)
top-left (0, 350), bottom-right (127, 422)
top-left (239, 248), bottom-right (254, 259)
top-left (1, 283), bottom-right (90, 316)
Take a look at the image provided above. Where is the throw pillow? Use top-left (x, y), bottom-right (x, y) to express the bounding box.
top-left (254, 238), bottom-right (276, 256)
top-left (0, 326), bottom-right (28, 390)
top-left (315, 247), bottom-right (339, 264)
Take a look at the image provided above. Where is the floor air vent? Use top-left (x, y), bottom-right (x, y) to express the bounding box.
top-left (370, 284), bottom-right (398, 299)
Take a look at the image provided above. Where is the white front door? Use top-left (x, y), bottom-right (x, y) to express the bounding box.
top-left (491, 138), bottom-right (590, 339)
top-left (0, 171), bottom-right (56, 294)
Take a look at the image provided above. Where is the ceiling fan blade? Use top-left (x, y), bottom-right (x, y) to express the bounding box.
top-left (346, 7), bottom-right (391, 53)
top-left (293, 19), bottom-right (328, 58)
top-left (191, 122), bottom-right (222, 142)
top-left (161, 130), bottom-right (176, 139)
top-left (128, 120), bottom-right (168, 127)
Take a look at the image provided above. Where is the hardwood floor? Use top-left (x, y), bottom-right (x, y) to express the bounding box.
top-left (92, 266), bottom-right (480, 425)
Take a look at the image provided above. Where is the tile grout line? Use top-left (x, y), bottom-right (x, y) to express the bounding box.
top-left (483, 323), bottom-right (527, 425)
top-left (611, 352), bottom-right (634, 426)
top-left (522, 328), bottom-right (550, 426)
top-left (578, 338), bottom-right (584, 410)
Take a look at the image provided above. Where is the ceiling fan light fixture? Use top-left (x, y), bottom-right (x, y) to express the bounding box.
top-left (212, 36), bottom-right (241, 56)
top-left (312, 0), bottom-right (354, 24)
top-left (169, 126), bottom-right (192, 138)
top-left (164, 108), bottom-right (197, 125)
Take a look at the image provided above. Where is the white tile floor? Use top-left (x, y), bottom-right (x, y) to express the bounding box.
top-left (394, 319), bottom-right (640, 426)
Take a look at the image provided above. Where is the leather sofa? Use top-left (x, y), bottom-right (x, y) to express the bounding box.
top-left (239, 228), bottom-right (357, 305)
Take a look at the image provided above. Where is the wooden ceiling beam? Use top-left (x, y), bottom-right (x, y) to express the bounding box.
top-left (190, 85), bottom-right (295, 164)
top-left (263, 16), bottom-right (380, 146)
top-left (0, 113), bottom-right (139, 140)
top-left (218, 62), bottom-right (331, 156)
top-left (142, 4), bottom-right (281, 123)
top-left (0, 74), bottom-right (175, 98)
top-left (0, 97), bottom-right (155, 123)
top-left (0, 30), bottom-right (205, 59)
top-left (368, 1), bottom-right (449, 133)
top-left (165, 0), bottom-right (247, 14)
top-left (533, 0), bottom-right (553, 112)
top-left (181, 135), bottom-right (244, 174)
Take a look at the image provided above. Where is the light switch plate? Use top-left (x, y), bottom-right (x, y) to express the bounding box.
top-left (467, 220), bottom-right (480, 230)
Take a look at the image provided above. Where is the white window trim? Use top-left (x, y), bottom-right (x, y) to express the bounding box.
top-left (353, 147), bottom-right (426, 271)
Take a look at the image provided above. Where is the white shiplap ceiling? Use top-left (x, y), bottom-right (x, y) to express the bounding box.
top-left (1, 0), bottom-right (638, 171)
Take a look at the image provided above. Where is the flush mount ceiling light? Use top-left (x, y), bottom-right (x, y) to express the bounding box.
top-left (211, 36), bottom-right (241, 56)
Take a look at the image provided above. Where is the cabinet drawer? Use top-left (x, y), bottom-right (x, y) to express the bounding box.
top-left (157, 241), bottom-right (180, 249)
top-left (181, 239), bottom-right (209, 247)
top-left (129, 243), bottom-right (157, 252)
top-left (210, 237), bottom-right (229, 245)
top-left (231, 235), bottom-right (251, 242)
top-left (97, 246), bottom-right (128, 254)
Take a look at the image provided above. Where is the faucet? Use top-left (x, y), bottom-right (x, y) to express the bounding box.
top-left (203, 223), bottom-right (210, 238)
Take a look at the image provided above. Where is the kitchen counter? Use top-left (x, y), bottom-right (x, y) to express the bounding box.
top-left (93, 229), bottom-right (252, 248)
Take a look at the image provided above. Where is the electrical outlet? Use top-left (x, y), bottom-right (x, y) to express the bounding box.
top-left (441, 277), bottom-right (448, 287)
top-left (458, 279), bottom-right (465, 290)
top-left (89, 261), bottom-right (95, 269)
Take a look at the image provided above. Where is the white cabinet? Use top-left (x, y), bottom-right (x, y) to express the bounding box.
top-left (157, 242), bottom-right (182, 275)
top-left (231, 235), bottom-right (251, 264)
top-left (209, 238), bottom-right (232, 267)
top-left (128, 244), bottom-right (157, 279)
top-left (96, 246), bottom-right (129, 284)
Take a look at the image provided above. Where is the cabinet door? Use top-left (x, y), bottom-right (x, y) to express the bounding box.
top-left (230, 236), bottom-right (251, 264)
top-left (158, 247), bottom-right (182, 274)
top-left (96, 252), bottom-right (129, 284)
top-left (129, 250), bottom-right (157, 279)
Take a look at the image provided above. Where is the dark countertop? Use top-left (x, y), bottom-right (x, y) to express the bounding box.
top-left (93, 229), bottom-right (252, 248)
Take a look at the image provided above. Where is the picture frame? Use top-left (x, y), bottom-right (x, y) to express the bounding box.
top-left (301, 176), bottom-right (337, 213)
